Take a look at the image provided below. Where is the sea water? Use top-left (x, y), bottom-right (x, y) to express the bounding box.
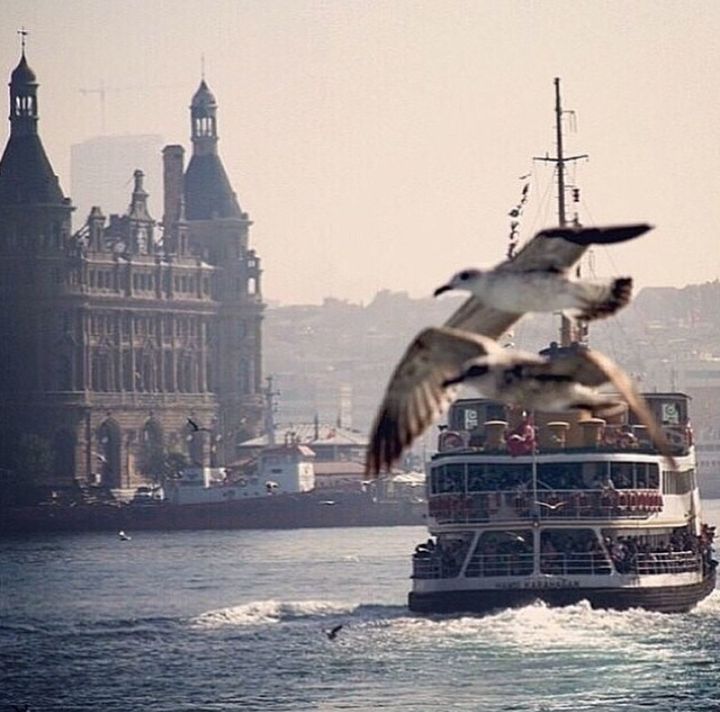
top-left (2, 502), bottom-right (720, 711)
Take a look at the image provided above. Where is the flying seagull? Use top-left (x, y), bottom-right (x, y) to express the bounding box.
top-left (118, 530), bottom-right (132, 541)
top-left (434, 270), bottom-right (632, 322)
top-left (326, 624), bottom-right (344, 640)
top-left (187, 418), bottom-right (211, 433)
top-left (433, 328), bottom-right (675, 465)
top-left (365, 224), bottom-right (653, 475)
top-left (535, 500), bottom-right (567, 511)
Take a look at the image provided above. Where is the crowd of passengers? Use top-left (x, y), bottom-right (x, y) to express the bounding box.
top-left (414, 536), bottom-right (471, 578)
top-left (412, 524), bottom-right (717, 579)
top-left (606, 524), bottom-right (717, 575)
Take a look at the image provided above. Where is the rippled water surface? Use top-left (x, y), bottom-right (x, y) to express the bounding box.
top-left (2, 502), bottom-right (720, 711)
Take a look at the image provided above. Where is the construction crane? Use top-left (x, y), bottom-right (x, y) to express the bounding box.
top-left (79, 82), bottom-right (183, 134)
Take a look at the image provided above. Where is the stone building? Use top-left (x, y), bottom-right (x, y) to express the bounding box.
top-left (0, 50), bottom-right (264, 492)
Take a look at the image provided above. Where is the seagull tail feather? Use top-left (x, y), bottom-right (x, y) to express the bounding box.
top-left (578, 277), bottom-right (633, 321)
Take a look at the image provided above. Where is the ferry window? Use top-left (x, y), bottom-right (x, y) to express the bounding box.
top-left (609, 463), bottom-right (634, 489)
top-left (430, 467), bottom-right (443, 494)
top-left (635, 463), bottom-right (659, 489)
top-left (537, 463), bottom-right (585, 490)
top-left (467, 463), bottom-right (485, 492)
top-left (438, 464), bottom-right (465, 493)
top-left (540, 529), bottom-right (609, 575)
top-left (466, 530), bottom-right (533, 577)
top-left (465, 463), bottom-right (532, 492)
top-left (665, 468), bottom-right (695, 495)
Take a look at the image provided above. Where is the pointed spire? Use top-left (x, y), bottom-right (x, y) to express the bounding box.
top-left (128, 169), bottom-right (152, 221)
top-left (0, 47), bottom-right (65, 205)
top-left (190, 78), bottom-right (218, 155)
top-left (184, 78), bottom-right (242, 220)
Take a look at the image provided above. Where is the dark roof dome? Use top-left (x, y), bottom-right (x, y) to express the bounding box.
top-left (11, 53), bottom-right (37, 85)
top-left (191, 80), bottom-right (216, 109)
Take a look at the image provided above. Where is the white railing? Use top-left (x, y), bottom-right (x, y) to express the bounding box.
top-left (614, 550), bottom-right (701, 575)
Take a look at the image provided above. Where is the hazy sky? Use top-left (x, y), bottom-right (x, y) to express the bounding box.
top-left (2, 1), bottom-right (720, 305)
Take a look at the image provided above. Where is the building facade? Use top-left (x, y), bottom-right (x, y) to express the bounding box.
top-left (0, 51), bottom-right (264, 491)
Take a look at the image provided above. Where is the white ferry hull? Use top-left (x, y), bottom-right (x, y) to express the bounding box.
top-left (408, 568), bottom-right (716, 615)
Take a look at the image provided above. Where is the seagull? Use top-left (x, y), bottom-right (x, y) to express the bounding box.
top-left (326, 624), bottom-right (343, 640)
top-left (535, 500), bottom-right (567, 510)
top-left (434, 238), bottom-right (636, 321)
top-left (365, 224), bottom-right (653, 475)
top-left (187, 418), bottom-right (210, 433)
top-left (435, 270), bottom-right (632, 322)
top-left (434, 328), bottom-right (675, 465)
top-left (118, 530), bottom-right (132, 541)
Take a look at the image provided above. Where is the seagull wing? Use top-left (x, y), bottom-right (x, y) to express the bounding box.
top-left (366, 327), bottom-right (500, 476)
top-left (496, 224), bottom-right (652, 274)
top-left (541, 348), bottom-right (676, 466)
top-left (444, 225), bottom-right (652, 337)
top-left (577, 349), bottom-right (676, 467)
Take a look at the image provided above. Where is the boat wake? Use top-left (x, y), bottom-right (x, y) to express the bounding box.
top-left (190, 588), bottom-right (720, 656)
top-left (190, 599), bottom-right (407, 629)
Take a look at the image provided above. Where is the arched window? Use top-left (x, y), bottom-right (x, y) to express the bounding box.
top-left (53, 430), bottom-right (76, 482)
top-left (139, 419), bottom-right (165, 480)
top-left (97, 419), bottom-right (122, 488)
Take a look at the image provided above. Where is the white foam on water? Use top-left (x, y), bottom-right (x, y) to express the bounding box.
top-left (360, 598), bottom-right (688, 664)
top-left (191, 599), bottom-right (356, 628)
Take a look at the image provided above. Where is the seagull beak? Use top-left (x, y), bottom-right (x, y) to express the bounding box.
top-left (433, 284), bottom-right (452, 297)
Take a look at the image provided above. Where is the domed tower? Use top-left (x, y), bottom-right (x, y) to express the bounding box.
top-left (184, 79), bottom-right (242, 222)
top-left (0, 47), bottom-right (78, 486)
top-left (0, 48), bottom-right (66, 205)
top-left (169, 77), bottom-right (265, 462)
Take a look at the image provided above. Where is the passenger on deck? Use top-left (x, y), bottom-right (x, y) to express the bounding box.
top-left (506, 413), bottom-right (536, 457)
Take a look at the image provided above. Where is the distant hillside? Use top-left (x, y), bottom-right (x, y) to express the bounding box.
top-left (264, 281), bottom-right (720, 434)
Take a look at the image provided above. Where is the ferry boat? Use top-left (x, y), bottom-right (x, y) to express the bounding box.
top-left (408, 79), bottom-right (716, 614)
top-left (409, 393), bottom-right (716, 614)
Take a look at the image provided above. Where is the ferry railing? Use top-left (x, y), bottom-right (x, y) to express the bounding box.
top-left (412, 553), bottom-right (467, 579)
top-left (539, 551), bottom-right (612, 575)
top-left (427, 489), bottom-right (663, 525)
top-left (464, 552), bottom-right (534, 578)
top-left (412, 550), bottom-right (704, 580)
top-left (411, 557), bottom-right (443, 579)
top-left (613, 550), bottom-right (702, 576)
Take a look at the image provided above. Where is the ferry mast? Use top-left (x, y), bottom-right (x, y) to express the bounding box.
top-left (534, 77), bottom-right (588, 345)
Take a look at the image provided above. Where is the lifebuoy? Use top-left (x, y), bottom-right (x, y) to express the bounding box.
top-left (440, 431), bottom-right (464, 451)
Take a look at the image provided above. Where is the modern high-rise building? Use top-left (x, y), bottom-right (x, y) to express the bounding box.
top-left (70, 134), bottom-right (164, 225)
top-left (0, 49), bottom-right (265, 491)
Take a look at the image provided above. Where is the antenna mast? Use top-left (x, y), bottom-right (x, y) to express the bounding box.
top-left (534, 77), bottom-right (588, 345)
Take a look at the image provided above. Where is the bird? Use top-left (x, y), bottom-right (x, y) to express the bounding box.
top-left (326, 624), bottom-right (343, 640)
top-left (187, 417), bottom-right (210, 433)
top-left (433, 236), bottom-right (637, 322)
top-left (435, 270), bottom-right (633, 322)
top-left (365, 223), bottom-right (653, 475)
top-left (435, 328), bottom-right (675, 465)
top-left (535, 500), bottom-right (567, 510)
top-left (118, 530), bottom-right (131, 541)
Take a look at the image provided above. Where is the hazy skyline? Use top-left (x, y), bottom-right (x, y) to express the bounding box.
top-left (2, 0), bottom-right (720, 305)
